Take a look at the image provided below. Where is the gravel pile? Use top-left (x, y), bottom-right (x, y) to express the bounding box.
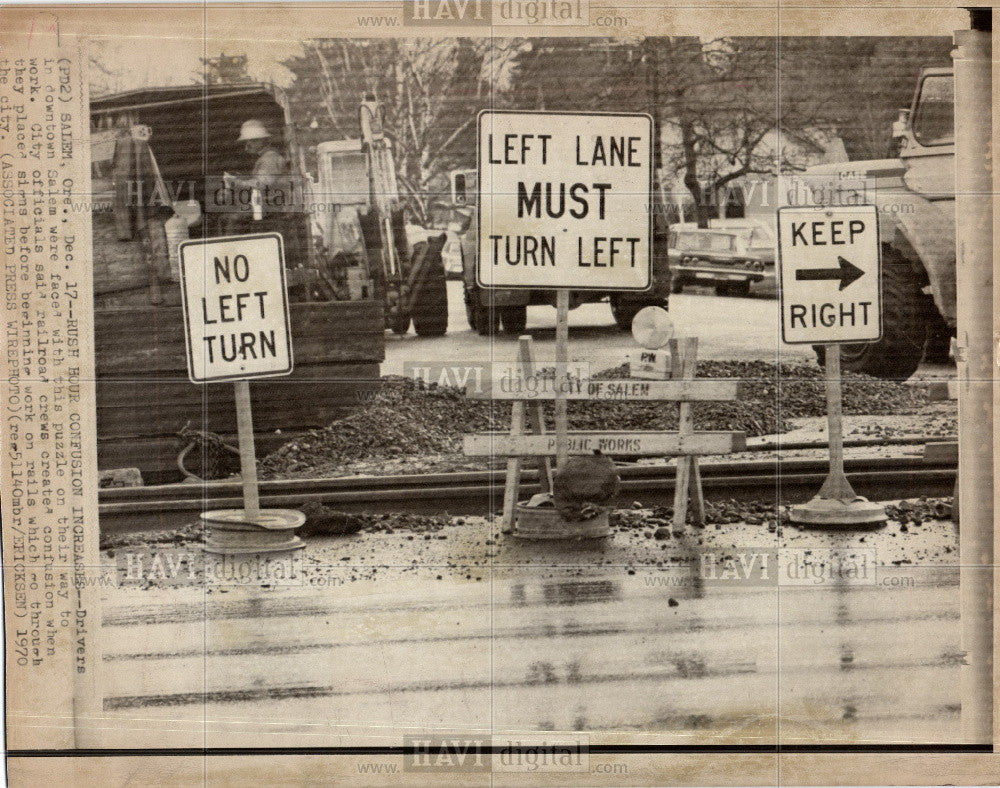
top-left (259, 377), bottom-right (502, 478)
top-left (612, 495), bottom-right (954, 535)
top-left (298, 503), bottom-right (452, 537)
top-left (101, 522), bottom-right (205, 553)
top-left (99, 510), bottom-right (456, 553)
top-left (260, 363), bottom-right (930, 478)
top-left (101, 497), bottom-right (954, 561)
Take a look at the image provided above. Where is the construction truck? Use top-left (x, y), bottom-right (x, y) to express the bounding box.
top-left (802, 67), bottom-right (957, 379)
top-left (311, 99), bottom-right (448, 337)
top-left (88, 83), bottom-right (389, 479)
top-left (447, 169), bottom-right (672, 335)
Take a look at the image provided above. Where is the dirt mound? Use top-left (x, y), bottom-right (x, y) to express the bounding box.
top-left (260, 364), bottom-right (929, 479)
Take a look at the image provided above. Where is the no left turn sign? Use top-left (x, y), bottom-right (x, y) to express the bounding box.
top-left (179, 233), bottom-right (294, 383)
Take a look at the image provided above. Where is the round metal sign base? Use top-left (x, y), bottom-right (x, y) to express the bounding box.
top-left (788, 496), bottom-right (888, 527)
top-left (201, 508), bottom-right (306, 555)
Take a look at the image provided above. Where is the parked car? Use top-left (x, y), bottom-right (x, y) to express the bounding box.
top-left (708, 218), bottom-right (776, 266)
top-left (667, 227), bottom-right (773, 296)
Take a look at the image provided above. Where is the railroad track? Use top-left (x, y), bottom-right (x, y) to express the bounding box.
top-left (100, 453), bottom-right (956, 536)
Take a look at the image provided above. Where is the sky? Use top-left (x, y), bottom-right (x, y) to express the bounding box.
top-left (87, 35), bottom-right (304, 94)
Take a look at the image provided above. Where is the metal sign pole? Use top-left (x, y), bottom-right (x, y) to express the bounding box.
top-left (234, 379), bottom-right (261, 519)
top-left (200, 375), bottom-right (305, 555)
top-left (178, 233), bottom-right (304, 555)
top-left (554, 288), bottom-right (570, 469)
top-left (789, 343), bottom-right (886, 525)
top-left (817, 344), bottom-right (852, 499)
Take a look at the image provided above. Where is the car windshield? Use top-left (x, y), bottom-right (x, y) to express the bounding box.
top-left (674, 232), bottom-right (736, 252)
top-left (706, 234), bottom-right (737, 252)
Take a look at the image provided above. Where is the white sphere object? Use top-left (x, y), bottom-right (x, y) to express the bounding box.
top-left (631, 306), bottom-right (674, 349)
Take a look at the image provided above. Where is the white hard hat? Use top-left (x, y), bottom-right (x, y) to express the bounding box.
top-left (237, 119), bottom-right (271, 142)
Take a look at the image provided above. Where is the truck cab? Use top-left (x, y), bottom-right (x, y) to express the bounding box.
top-left (799, 67), bottom-right (956, 379)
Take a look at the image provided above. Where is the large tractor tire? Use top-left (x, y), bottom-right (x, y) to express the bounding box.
top-left (411, 234), bottom-right (449, 337)
top-left (500, 306), bottom-right (527, 335)
top-left (464, 287), bottom-right (499, 335)
top-left (389, 312), bottom-right (411, 335)
top-left (813, 245), bottom-right (925, 380)
top-left (923, 300), bottom-right (954, 364)
top-left (610, 295), bottom-right (666, 331)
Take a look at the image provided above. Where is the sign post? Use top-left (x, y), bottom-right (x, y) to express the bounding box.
top-left (233, 379), bottom-right (260, 518)
top-left (478, 110), bottom-right (653, 473)
top-left (554, 289), bottom-right (570, 468)
top-left (179, 232), bottom-right (305, 553)
top-left (777, 205), bottom-right (887, 525)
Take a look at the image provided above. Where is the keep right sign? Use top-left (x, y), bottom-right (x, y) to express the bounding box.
top-left (777, 205), bottom-right (882, 344)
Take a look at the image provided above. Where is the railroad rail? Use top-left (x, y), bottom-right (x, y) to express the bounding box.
top-left (100, 453), bottom-right (956, 536)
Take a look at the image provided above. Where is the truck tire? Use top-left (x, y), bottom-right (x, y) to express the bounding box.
top-left (500, 306), bottom-right (527, 334)
top-left (464, 287), bottom-right (499, 335)
top-left (610, 296), bottom-right (641, 331)
top-left (716, 282), bottom-right (750, 297)
top-left (611, 296), bottom-right (667, 331)
top-left (411, 235), bottom-right (449, 337)
top-left (389, 311), bottom-right (411, 335)
top-left (923, 301), bottom-right (953, 364)
top-left (813, 245), bottom-right (924, 379)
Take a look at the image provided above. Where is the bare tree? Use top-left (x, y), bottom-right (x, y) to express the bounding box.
top-left (651, 38), bottom-right (812, 226)
top-left (87, 39), bottom-right (129, 96)
top-left (507, 37), bottom-right (796, 227)
top-left (193, 52), bottom-right (254, 86)
top-left (285, 38), bottom-right (501, 224)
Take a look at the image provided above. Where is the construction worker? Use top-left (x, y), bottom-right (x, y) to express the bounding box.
top-left (221, 119), bottom-right (289, 233)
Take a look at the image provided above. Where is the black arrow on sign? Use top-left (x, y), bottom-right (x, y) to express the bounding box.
top-left (795, 256), bottom-right (865, 291)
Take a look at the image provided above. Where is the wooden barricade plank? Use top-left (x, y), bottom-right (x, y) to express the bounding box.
top-left (466, 378), bottom-right (738, 401)
top-left (463, 432), bottom-right (746, 457)
top-left (672, 338), bottom-right (704, 531)
top-left (518, 338), bottom-right (554, 495)
top-left (462, 335), bottom-right (741, 537)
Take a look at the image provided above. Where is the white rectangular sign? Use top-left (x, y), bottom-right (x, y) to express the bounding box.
top-left (179, 233), bottom-right (293, 383)
top-left (777, 205), bottom-right (882, 344)
top-left (477, 110), bottom-right (652, 291)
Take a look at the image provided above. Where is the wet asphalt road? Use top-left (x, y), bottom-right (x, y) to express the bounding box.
top-left (90, 284), bottom-right (961, 749)
top-left (381, 282), bottom-right (954, 382)
top-left (97, 509), bottom-right (960, 748)
top-left (381, 282), bottom-right (807, 376)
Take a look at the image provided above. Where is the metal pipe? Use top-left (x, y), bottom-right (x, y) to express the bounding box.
top-left (953, 19), bottom-right (993, 745)
top-left (234, 380), bottom-right (261, 518)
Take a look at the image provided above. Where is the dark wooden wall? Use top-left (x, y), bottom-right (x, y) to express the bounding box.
top-left (95, 300), bottom-right (384, 482)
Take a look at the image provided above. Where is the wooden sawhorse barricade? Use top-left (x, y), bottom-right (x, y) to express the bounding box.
top-left (463, 336), bottom-right (746, 534)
